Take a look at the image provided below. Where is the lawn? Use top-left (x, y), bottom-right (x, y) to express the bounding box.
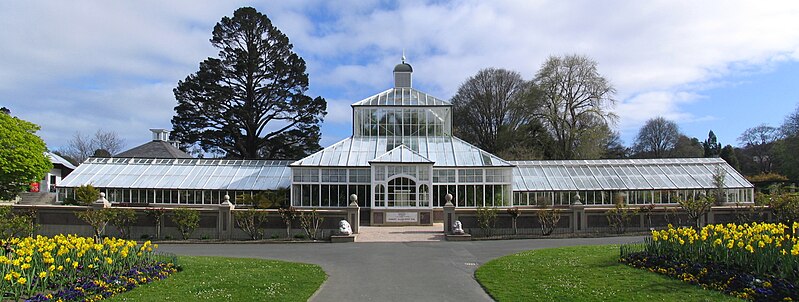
top-left (108, 256), bottom-right (326, 302)
top-left (475, 245), bottom-right (740, 302)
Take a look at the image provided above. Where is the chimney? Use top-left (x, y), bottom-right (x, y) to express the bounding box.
top-left (149, 128), bottom-right (170, 141)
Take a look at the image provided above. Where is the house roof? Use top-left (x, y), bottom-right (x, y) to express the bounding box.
top-left (114, 141), bottom-right (192, 159)
top-left (291, 136), bottom-right (512, 167)
top-left (47, 152), bottom-right (76, 170)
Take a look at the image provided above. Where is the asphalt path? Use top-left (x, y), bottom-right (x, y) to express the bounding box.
top-left (159, 236), bottom-right (645, 302)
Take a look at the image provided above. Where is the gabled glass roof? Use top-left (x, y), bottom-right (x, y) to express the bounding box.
top-left (370, 145), bottom-right (433, 164)
top-left (351, 87), bottom-right (450, 107)
top-left (291, 136), bottom-right (513, 167)
top-left (59, 158), bottom-right (292, 190)
top-left (510, 158), bottom-right (752, 191)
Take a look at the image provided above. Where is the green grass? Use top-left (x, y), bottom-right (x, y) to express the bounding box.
top-left (475, 245), bottom-right (740, 302)
top-left (108, 256), bottom-right (326, 302)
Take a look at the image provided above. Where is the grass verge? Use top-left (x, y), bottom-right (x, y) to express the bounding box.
top-left (108, 256), bottom-right (326, 302)
top-left (475, 245), bottom-right (739, 302)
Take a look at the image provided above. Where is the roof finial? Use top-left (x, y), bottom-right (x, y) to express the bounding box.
top-left (401, 49), bottom-right (406, 64)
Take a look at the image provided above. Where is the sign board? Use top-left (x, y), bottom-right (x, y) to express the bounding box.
top-left (386, 212), bottom-right (418, 223)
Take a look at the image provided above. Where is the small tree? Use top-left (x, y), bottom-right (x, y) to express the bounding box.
top-left (171, 208), bottom-right (200, 240)
top-left (76, 209), bottom-right (111, 241)
top-left (145, 208), bottom-right (167, 239)
top-left (0, 113), bottom-right (52, 200)
top-left (506, 207), bottom-right (520, 235)
top-left (536, 207), bottom-right (561, 236)
top-left (764, 193), bottom-right (799, 224)
top-left (712, 165), bottom-right (727, 204)
top-left (107, 208), bottom-right (136, 239)
top-left (0, 206), bottom-right (36, 241)
top-left (677, 194), bottom-right (715, 228)
top-left (299, 209), bottom-right (324, 240)
top-left (278, 206), bottom-right (298, 239)
top-left (233, 209), bottom-right (268, 240)
top-left (74, 184), bottom-right (100, 206)
top-left (476, 206), bottom-right (498, 237)
top-left (605, 201), bottom-right (639, 234)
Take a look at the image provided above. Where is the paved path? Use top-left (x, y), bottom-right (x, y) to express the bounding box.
top-left (159, 236), bottom-right (645, 302)
top-left (356, 223), bottom-right (445, 242)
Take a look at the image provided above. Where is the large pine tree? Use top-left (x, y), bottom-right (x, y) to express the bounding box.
top-left (172, 7), bottom-right (326, 159)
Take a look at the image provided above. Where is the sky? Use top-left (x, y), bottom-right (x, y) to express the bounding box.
top-left (2, 0), bottom-right (799, 155)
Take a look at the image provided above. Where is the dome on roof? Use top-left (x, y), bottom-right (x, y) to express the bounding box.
top-left (393, 62), bottom-right (413, 72)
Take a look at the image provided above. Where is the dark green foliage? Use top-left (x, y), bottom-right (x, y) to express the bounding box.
top-left (74, 184), bottom-right (100, 206)
top-left (233, 209), bottom-right (268, 240)
top-left (236, 188), bottom-right (289, 208)
top-left (702, 130), bottom-right (722, 157)
top-left (0, 113), bottom-right (51, 200)
top-left (171, 208), bottom-right (200, 240)
top-left (171, 7), bottom-right (326, 159)
top-left (719, 145), bottom-right (739, 171)
top-left (108, 208), bottom-right (137, 239)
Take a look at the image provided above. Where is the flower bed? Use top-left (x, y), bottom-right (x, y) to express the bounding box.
top-left (1, 235), bottom-right (176, 301)
top-left (620, 222), bottom-right (799, 301)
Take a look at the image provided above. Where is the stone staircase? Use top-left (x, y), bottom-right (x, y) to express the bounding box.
top-left (17, 192), bottom-right (56, 205)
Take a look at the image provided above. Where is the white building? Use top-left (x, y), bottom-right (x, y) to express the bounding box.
top-left (59, 60), bottom-right (754, 225)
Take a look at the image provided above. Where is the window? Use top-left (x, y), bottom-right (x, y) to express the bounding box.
top-left (387, 177), bottom-right (416, 207)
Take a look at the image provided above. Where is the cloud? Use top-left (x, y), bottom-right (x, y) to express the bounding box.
top-left (2, 0), bottom-right (799, 152)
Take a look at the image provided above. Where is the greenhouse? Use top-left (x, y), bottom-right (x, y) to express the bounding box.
top-left (58, 59), bottom-right (754, 226)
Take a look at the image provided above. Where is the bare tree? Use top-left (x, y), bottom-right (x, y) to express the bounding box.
top-left (633, 117), bottom-right (680, 158)
top-left (738, 124), bottom-right (779, 173)
top-left (61, 129), bottom-right (126, 163)
top-left (451, 68), bottom-right (533, 154)
top-left (533, 54), bottom-right (617, 159)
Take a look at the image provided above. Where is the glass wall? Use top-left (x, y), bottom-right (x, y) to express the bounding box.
top-left (353, 107), bottom-right (451, 138)
top-left (57, 187), bottom-right (273, 205)
top-left (512, 188), bottom-right (755, 206)
top-left (292, 168), bottom-right (371, 207)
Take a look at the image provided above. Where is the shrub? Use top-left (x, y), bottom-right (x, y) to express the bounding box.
top-left (74, 185), bottom-right (100, 206)
top-left (536, 207), bottom-right (561, 236)
top-left (76, 209), bottom-right (111, 240)
top-left (107, 208), bottom-right (136, 239)
top-left (763, 193), bottom-right (799, 224)
top-left (233, 209), bottom-right (268, 240)
top-left (506, 207), bottom-right (520, 235)
top-left (0, 206), bottom-right (36, 240)
top-left (171, 208), bottom-right (200, 240)
top-left (677, 194), bottom-right (715, 228)
top-left (278, 206), bottom-right (298, 239)
top-left (476, 206), bottom-right (498, 237)
top-left (299, 209), bottom-right (324, 240)
top-left (144, 208), bottom-right (167, 240)
top-left (605, 201), bottom-right (638, 234)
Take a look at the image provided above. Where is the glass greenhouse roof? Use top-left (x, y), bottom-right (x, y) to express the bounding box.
top-left (351, 87), bottom-right (450, 107)
top-left (291, 136), bottom-right (513, 167)
top-left (510, 158), bottom-right (752, 191)
top-left (59, 158), bottom-right (292, 190)
top-left (370, 145), bottom-right (434, 164)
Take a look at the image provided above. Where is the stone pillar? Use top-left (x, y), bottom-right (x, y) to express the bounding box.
top-left (443, 194), bottom-right (454, 234)
top-left (92, 192), bottom-right (111, 209)
top-left (570, 196), bottom-right (585, 233)
top-left (218, 195), bottom-right (235, 240)
top-left (347, 194), bottom-right (360, 234)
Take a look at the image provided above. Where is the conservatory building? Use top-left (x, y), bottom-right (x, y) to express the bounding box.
top-left (58, 59), bottom-right (754, 226)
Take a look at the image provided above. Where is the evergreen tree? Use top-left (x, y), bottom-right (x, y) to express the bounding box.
top-left (719, 144), bottom-right (740, 171)
top-left (172, 7), bottom-right (326, 159)
top-left (702, 130), bottom-right (722, 157)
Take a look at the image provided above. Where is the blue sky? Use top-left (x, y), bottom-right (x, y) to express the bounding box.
top-left (1, 1), bottom-right (798, 155)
